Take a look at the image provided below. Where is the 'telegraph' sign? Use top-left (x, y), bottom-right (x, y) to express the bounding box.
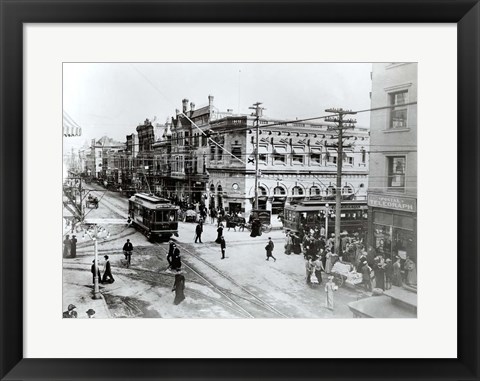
top-left (368, 194), bottom-right (416, 212)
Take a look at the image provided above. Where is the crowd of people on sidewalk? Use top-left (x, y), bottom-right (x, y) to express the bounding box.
top-left (285, 224), bottom-right (417, 297)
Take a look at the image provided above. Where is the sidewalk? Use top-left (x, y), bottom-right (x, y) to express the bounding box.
top-left (63, 264), bottom-right (112, 319)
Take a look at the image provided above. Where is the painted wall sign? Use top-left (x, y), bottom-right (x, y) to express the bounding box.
top-left (368, 194), bottom-right (416, 212)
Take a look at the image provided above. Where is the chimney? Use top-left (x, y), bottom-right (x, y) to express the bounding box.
top-left (208, 95), bottom-right (214, 107)
top-left (190, 102), bottom-right (195, 111)
top-left (182, 99), bottom-right (189, 113)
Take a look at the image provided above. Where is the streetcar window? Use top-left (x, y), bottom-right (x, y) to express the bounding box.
top-left (144, 209), bottom-right (151, 220)
top-left (156, 211), bottom-right (167, 222)
top-left (169, 211), bottom-right (176, 221)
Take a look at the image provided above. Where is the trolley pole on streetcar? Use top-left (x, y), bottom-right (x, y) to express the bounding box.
top-left (325, 108), bottom-right (357, 255)
top-left (249, 102), bottom-right (265, 210)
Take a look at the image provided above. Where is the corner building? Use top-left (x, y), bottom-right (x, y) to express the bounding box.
top-left (367, 63), bottom-right (417, 261)
top-left (203, 114), bottom-right (370, 218)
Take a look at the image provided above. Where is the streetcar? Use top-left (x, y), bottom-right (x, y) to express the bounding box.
top-left (283, 199), bottom-right (368, 238)
top-left (128, 193), bottom-right (179, 241)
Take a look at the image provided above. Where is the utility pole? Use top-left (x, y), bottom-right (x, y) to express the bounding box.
top-left (325, 108), bottom-right (357, 256)
top-left (249, 102), bottom-right (265, 210)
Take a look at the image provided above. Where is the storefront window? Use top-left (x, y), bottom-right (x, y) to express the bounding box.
top-left (373, 210), bottom-right (415, 261)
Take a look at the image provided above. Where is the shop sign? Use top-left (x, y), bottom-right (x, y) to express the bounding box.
top-left (368, 194), bottom-right (416, 212)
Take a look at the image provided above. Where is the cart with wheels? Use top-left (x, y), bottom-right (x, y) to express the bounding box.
top-left (331, 261), bottom-right (361, 288)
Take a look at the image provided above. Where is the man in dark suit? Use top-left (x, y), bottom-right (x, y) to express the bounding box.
top-left (220, 236), bottom-right (226, 259)
top-left (102, 255), bottom-right (115, 283)
top-left (91, 259), bottom-right (102, 284)
top-left (167, 241), bottom-right (175, 268)
top-left (265, 237), bottom-right (276, 262)
top-left (70, 235), bottom-right (77, 258)
top-left (195, 221), bottom-right (203, 243)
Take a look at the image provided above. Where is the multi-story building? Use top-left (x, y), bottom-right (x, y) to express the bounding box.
top-left (203, 115), bottom-right (369, 217)
top-left (120, 133), bottom-right (139, 190)
top-left (367, 63), bottom-right (417, 262)
top-left (88, 136), bottom-right (125, 179)
top-left (159, 96), bottom-right (219, 203)
top-left (117, 95), bottom-right (370, 220)
top-left (135, 119), bottom-right (156, 192)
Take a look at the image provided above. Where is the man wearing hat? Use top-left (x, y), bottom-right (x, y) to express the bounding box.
top-left (62, 304), bottom-right (78, 318)
top-left (122, 239), bottom-right (133, 267)
top-left (102, 255), bottom-right (115, 284)
top-left (70, 235), bottom-right (77, 258)
top-left (86, 309), bottom-right (96, 318)
top-left (167, 240), bottom-right (175, 269)
top-left (220, 236), bottom-right (226, 259)
top-left (91, 259), bottom-right (102, 285)
top-left (361, 260), bottom-right (372, 292)
top-left (171, 246), bottom-right (182, 271)
top-left (265, 237), bottom-right (276, 262)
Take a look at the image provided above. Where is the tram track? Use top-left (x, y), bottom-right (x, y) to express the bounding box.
top-left (63, 264), bottom-right (249, 318)
top-left (157, 241), bottom-right (289, 318)
top-left (86, 187), bottom-right (289, 318)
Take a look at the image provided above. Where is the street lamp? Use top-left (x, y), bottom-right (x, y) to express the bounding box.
top-left (322, 203), bottom-right (336, 237)
top-left (83, 223), bottom-right (110, 300)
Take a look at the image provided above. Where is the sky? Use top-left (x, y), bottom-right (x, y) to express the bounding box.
top-left (63, 63), bottom-right (372, 150)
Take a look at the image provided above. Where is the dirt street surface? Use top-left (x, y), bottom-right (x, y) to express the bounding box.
top-left (63, 185), bottom-right (368, 318)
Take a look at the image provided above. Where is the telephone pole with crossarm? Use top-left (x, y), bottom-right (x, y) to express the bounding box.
top-left (325, 108), bottom-right (357, 256)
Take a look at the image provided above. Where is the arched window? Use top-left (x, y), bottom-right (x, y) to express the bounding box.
top-left (217, 184), bottom-right (223, 193)
top-left (273, 186), bottom-right (286, 196)
top-left (342, 185), bottom-right (354, 195)
top-left (258, 186), bottom-right (267, 196)
top-left (326, 185), bottom-right (336, 195)
top-left (310, 186), bottom-right (321, 196)
top-left (210, 184), bottom-right (215, 193)
top-left (292, 186), bottom-right (304, 196)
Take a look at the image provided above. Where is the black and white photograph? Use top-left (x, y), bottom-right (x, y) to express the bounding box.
top-left (62, 62), bottom-right (417, 319)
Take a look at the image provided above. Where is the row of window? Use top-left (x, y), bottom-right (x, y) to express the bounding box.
top-left (209, 147), bottom-right (364, 166)
top-left (210, 184), bottom-right (355, 197)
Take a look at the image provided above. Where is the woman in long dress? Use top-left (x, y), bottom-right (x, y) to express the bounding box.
top-left (172, 273), bottom-right (185, 305)
top-left (404, 257), bottom-right (417, 286)
top-left (325, 248), bottom-right (333, 274)
top-left (292, 234), bottom-right (302, 254)
top-left (284, 233), bottom-right (293, 255)
top-left (325, 276), bottom-right (337, 310)
top-left (392, 256), bottom-right (403, 287)
top-left (312, 256), bottom-right (324, 285)
top-left (63, 235), bottom-right (71, 258)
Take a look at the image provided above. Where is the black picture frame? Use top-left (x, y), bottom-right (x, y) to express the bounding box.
top-left (1, 1), bottom-right (478, 380)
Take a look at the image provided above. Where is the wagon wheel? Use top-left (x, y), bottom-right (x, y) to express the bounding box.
top-left (332, 272), bottom-right (344, 288)
top-left (262, 224), bottom-right (272, 234)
